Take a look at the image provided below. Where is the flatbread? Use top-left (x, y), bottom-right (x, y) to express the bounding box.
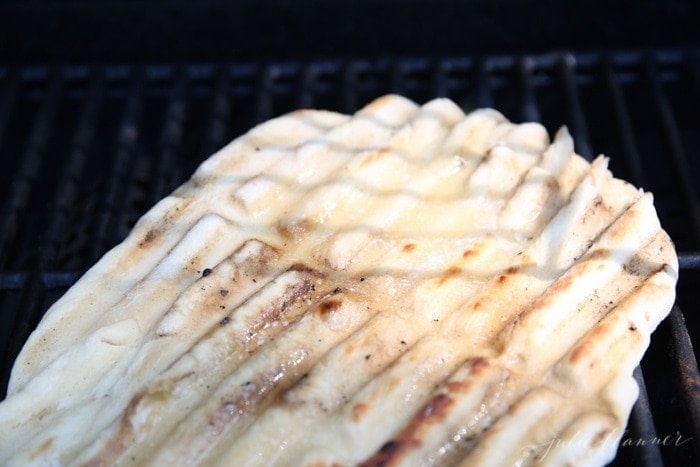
top-left (0, 95), bottom-right (677, 466)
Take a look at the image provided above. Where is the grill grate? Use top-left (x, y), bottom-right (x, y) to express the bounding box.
top-left (0, 49), bottom-right (699, 466)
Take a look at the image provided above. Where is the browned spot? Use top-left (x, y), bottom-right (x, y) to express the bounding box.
top-left (360, 394), bottom-right (455, 466)
top-left (608, 211), bottom-right (634, 239)
top-left (231, 239), bottom-right (281, 278)
top-left (290, 108), bottom-right (314, 117)
top-left (402, 243), bottom-right (416, 253)
top-left (36, 407), bottom-right (50, 422)
top-left (284, 373), bottom-right (309, 396)
top-left (239, 272), bottom-right (315, 350)
top-left (343, 338), bottom-right (359, 357)
top-left (569, 341), bottom-right (590, 365)
top-left (83, 392), bottom-right (146, 466)
top-left (473, 300), bottom-right (482, 310)
top-left (29, 437), bottom-right (54, 460)
top-left (539, 274), bottom-right (575, 308)
top-left (364, 95), bottom-right (396, 112)
top-left (470, 357), bottom-right (490, 375)
top-left (360, 440), bottom-right (406, 467)
top-left (497, 274), bottom-right (507, 284)
top-left (419, 394), bottom-right (453, 421)
top-left (277, 218), bottom-right (314, 242)
top-left (138, 229), bottom-right (158, 248)
top-left (462, 249), bottom-right (474, 259)
top-left (385, 375), bottom-right (401, 392)
top-left (629, 324), bottom-right (637, 331)
top-left (361, 148), bottom-right (391, 166)
top-left (446, 380), bottom-right (472, 393)
top-left (506, 266), bottom-right (519, 275)
top-left (586, 249), bottom-right (611, 261)
top-left (591, 429), bottom-right (610, 447)
top-left (546, 176), bottom-right (560, 192)
top-left (438, 266), bottom-right (462, 285)
top-left (569, 318), bottom-right (613, 364)
top-left (317, 298), bottom-right (342, 318)
top-left (352, 402), bottom-right (369, 421)
top-left (289, 263), bottom-right (315, 274)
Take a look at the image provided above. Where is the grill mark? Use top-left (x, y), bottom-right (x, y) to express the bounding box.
top-left (561, 244), bottom-right (673, 372)
top-left (490, 285), bottom-right (657, 464)
top-left (404, 233), bottom-right (671, 466)
top-left (84, 370), bottom-right (198, 467)
top-left (282, 150), bottom-right (609, 463)
top-left (244, 279), bottom-right (317, 348)
top-left (314, 104), bottom-right (467, 267)
top-left (138, 229), bottom-right (159, 248)
top-left (360, 394), bottom-right (455, 467)
top-left (9, 198), bottom-right (197, 393)
top-left (438, 266), bottom-right (462, 285)
top-left (12, 96), bottom-right (676, 467)
top-left (503, 200), bottom-right (660, 359)
top-left (154, 239), bottom-right (281, 342)
top-left (362, 357), bottom-right (496, 464)
top-left (222, 310), bottom-right (423, 461)
top-left (315, 165), bottom-right (642, 464)
top-left (360, 147), bottom-right (392, 167)
top-left (151, 293), bottom-right (380, 464)
top-left (268, 100), bottom-right (422, 248)
top-left (85, 265), bottom-right (322, 465)
top-left (29, 437), bottom-right (54, 461)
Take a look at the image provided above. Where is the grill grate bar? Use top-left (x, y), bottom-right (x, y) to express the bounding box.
top-left (602, 57), bottom-right (648, 187)
top-left (517, 57), bottom-right (540, 122)
top-left (0, 70), bottom-right (62, 269)
top-left (433, 60), bottom-right (450, 98)
top-left (298, 63), bottom-right (318, 109)
top-left (0, 70), bottom-right (20, 151)
top-left (202, 66), bottom-right (231, 157)
top-left (390, 60), bottom-right (409, 97)
top-left (668, 306), bottom-right (700, 441)
top-left (0, 50), bottom-right (697, 465)
top-left (559, 53), bottom-right (594, 160)
top-left (91, 68), bottom-right (145, 261)
top-left (255, 64), bottom-right (275, 124)
top-left (646, 55), bottom-right (700, 246)
top-left (0, 70), bottom-right (105, 387)
top-left (630, 366), bottom-right (664, 466)
top-left (42, 69), bottom-right (105, 269)
top-left (679, 253), bottom-right (700, 270)
top-left (341, 61), bottom-right (360, 114)
top-left (474, 59), bottom-right (494, 108)
top-left (150, 69), bottom-right (188, 205)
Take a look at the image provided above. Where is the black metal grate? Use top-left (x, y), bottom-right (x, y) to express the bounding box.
top-left (0, 49), bottom-right (699, 466)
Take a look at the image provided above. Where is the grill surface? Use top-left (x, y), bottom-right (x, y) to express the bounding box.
top-left (0, 48), bottom-right (699, 466)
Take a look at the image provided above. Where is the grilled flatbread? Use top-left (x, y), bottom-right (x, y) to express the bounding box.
top-left (0, 95), bottom-right (677, 466)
